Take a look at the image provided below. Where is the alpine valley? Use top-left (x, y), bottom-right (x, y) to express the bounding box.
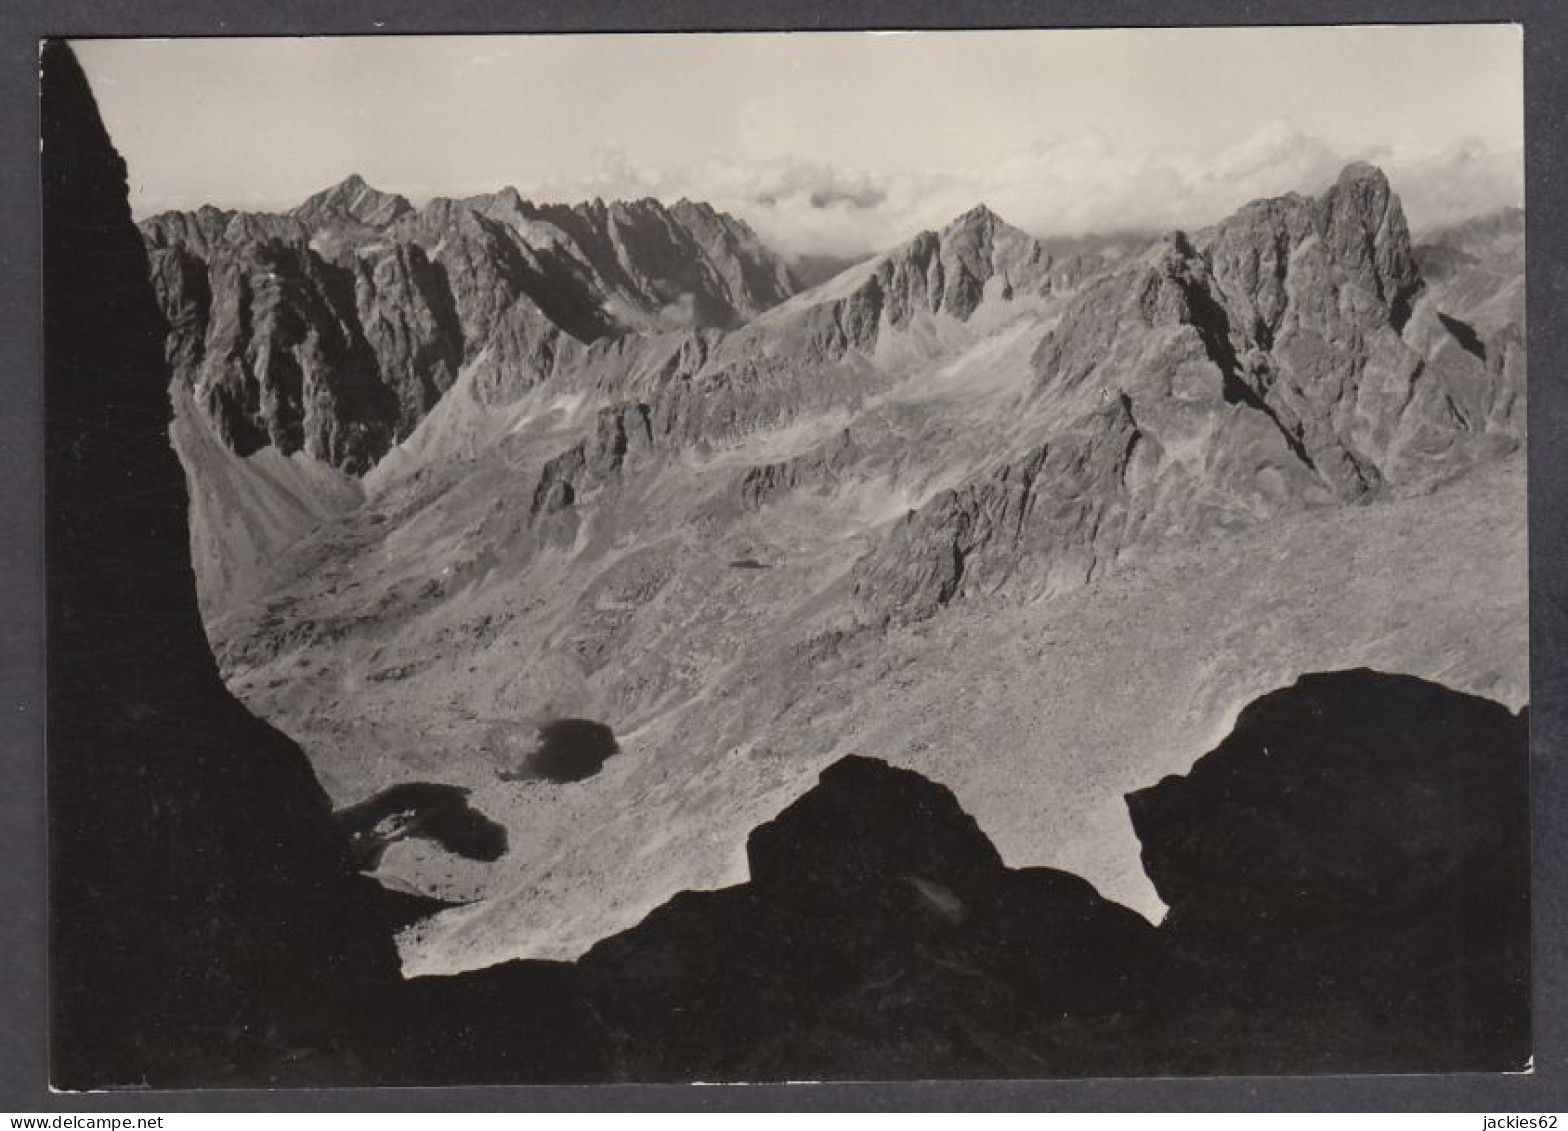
top-left (139, 161), bottom-right (1527, 983)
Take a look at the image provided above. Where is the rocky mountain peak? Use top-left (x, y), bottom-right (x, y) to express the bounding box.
top-left (293, 173), bottom-right (414, 229)
top-left (671, 196), bottom-right (717, 219)
top-left (1314, 161), bottom-right (1420, 323)
top-left (944, 202), bottom-right (1004, 234)
top-left (867, 202), bottom-right (1054, 325)
top-left (1333, 159), bottom-right (1392, 193)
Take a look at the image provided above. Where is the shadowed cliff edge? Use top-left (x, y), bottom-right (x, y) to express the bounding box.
top-left (45, 41), bottom-right (1529, 1089)
top-left (44, 39), bottom-right (407, 1088)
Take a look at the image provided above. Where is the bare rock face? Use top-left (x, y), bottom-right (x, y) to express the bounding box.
top-left (142, 205), bottom-right (310, 256)
top-left (1407, 206), bottom-right (1527, 442)
top-left (870, 203), bottom-right (1089, 327)
top-left (668, 197), bottom-right (800, 315)
top-left (141, 184), bottom-right (803, 474)
top-left (195, 240), bottom-right (401, 472)
top-left (521, 196), bottom-right (798, 329)
top-left (790, 272), bottom-right (885, 358)
top-left (468, 294), bottom-right (575, 403)
top-left (351, 241), bottom-right (464, 432)
top-left (856, 397), bottom-right (1143, 617)
top-left (500, 208), bottom-right (1090, 522)
top-left (738, 428), bottom-right (860, 509)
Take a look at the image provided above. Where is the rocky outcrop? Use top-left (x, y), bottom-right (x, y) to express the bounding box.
top-left (1406, 206), bottom-right (1527, 442)
top-left (1414, 206), bottom-right (1524, 298)
top-left (669, 197), bottom-right (800, 314)
top-left (351, 240), bottom-right (464, 431)
top-left (856, 397), bottom-right (1143, 618)
top-left (192, 239), bottom-right (402, 472)
top-left (389, 195), bottom-right (613, 346)
top-left (524, 337), bottom-right (877, 529)
top-left (513, 206), bottom-right (1111, 514)
top-left (519, 196), bottom-right (798, 329)
top-left (144, 202), bottom-right (539, 471)
top-left (142, 205), bottom-right (310, 257)
top-left (788, 272), bottom-right (886, 358)
top-left (578, 756), bottom-right (1169, 1081)
top-left (739, 428), bottom-right (860, 509)
top-left (1128, 669), bottom-right (1530, 1073)
top-left (1034, 168), bottom-right (1423, 500)
top-left (465, 291), bottom-right (577, 404)
top-left (530, 401), bottom-right (656, 519)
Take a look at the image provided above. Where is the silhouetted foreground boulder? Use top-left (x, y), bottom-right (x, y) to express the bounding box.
top-left (578, 756), bottom-right (1169, 1080)
top-left (45, 41), bottom-right (1529, 1089)
top-left (1128, 669), bottom-right (1530, 1073)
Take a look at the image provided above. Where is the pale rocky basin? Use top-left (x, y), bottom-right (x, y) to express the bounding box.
top-left (222, 453), bottom-right (1524, 975)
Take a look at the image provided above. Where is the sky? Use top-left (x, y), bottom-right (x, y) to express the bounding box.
top-left (73, 27), bottom-right (1524, 258)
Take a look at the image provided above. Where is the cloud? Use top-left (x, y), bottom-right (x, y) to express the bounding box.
top-left (1360, 138), bottom-right (1525, 232)
top-left (524, 122), bottom-right (1522, 259)
top-left (807, 186), bottom-right (886, 210)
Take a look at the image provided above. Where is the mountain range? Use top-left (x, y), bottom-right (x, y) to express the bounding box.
top-left (139, 161), bottom-right (1527, 979)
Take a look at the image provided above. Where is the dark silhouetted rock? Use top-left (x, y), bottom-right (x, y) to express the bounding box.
top-left (43, 40), bottom-right (404, 1088)
top-left (579, 756), bottom-right (1170, 1081)
top-left (1127, 668), bottom-right (1530, 1073)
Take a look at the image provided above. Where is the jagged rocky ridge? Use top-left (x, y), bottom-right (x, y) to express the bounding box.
top-left (141, 177), bottom-right (801, 472)
top-left (854, 165), bottom-right (1525, 617)
top-left (437, 163), bottom-right (1521, 631)
top-left (227, 165), bottom-right (1519, 626)
top-left (148, 128), bottom-right (1522, 636)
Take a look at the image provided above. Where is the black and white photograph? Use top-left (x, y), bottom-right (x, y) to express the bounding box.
top-left (42, 24), bottom-right (1530, 1090)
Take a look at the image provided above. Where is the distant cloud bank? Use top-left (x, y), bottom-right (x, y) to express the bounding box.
top-left (522, 122), bottom-right (1522, 258)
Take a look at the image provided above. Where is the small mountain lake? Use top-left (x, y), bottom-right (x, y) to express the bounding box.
top-left (333, 782), bottom-right (508, 870)
top-left (500, 718), bottom-right (621, 783)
